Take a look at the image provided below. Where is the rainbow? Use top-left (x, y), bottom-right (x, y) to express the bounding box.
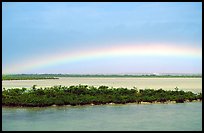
top-left (3, 42), bottom-right (202, 74)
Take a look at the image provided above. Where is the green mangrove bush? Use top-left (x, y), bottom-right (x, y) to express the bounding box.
top-left (2, 85), bottom-right (202, 107)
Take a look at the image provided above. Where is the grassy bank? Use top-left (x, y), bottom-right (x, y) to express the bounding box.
top-left (2, 85), bottom-right (202, 107)
top-left (2, 74), bottom-right (58, 80)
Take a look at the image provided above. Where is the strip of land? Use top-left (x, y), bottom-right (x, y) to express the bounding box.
top-left (2, 74), bottom-right (202, 80)
top-left (2, 74), bottom-right (58, 80)
top-left (2, 85), bottom-right (202, 107)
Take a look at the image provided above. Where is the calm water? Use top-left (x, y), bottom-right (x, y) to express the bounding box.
top-left (2, 102), bottom-right (202, 131)
top-left (2, 77), bottom-right (202, 93)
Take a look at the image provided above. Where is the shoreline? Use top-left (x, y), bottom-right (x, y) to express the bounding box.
top-left (2, 99), bottom-right (202, 108)
top-left (2, 77), bottom-right (202, 81)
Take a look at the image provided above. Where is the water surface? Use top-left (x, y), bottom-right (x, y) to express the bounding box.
top-left (2, 77), bottom-right (202, 93)
top-left (2, 102), bottom-right (202, 131)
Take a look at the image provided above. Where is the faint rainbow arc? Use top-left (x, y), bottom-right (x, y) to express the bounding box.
top-left (4, 43), bottom-right (202, 74)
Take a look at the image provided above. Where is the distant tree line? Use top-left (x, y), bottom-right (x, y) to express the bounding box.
top-left (2, 74), bottom-right (58, 80)
top-left (2, 85), bottom-right (202, 107)
top-left (2, 74), bottom-right (202, 80)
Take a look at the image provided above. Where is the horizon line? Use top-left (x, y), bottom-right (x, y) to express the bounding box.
top-left (2, 73), bottom-right (202, 75)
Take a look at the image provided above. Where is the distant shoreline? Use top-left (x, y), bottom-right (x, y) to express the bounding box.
top-left (2, 74), bottom-right (202, 80)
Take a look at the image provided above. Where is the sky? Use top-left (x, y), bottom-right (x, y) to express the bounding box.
top-left (2, 2), bottom-right (202, 74)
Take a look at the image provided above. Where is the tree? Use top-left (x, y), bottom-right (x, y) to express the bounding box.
top-left (174, 87), bottom-right (179, 91)
top-left (32, 85), bottom-right (37, 91)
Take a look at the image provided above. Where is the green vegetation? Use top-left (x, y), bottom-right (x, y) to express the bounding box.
top-left (2, 74), bottom-right (202, 80)
top-left (2, 85), bottom-right (202, 107)
top-left (2, 74), bottom-right (58, 80)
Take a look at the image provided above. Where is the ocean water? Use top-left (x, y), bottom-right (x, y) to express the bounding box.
top-left (2, 102), bottom-right (202, 131)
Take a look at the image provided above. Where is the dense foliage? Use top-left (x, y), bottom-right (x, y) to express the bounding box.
top-left (2, 74), bottom-right (202, 80)
top-left (2, 74), bottom-right (58, 80)
top-left (2, 85), bottom-right (202, 107)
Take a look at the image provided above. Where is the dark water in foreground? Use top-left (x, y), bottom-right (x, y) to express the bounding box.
top-left (2, 102), bottom-right (202, 131)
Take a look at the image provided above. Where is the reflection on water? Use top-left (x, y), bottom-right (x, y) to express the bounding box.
top-left (2, 102), bottom-right (202, 131)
